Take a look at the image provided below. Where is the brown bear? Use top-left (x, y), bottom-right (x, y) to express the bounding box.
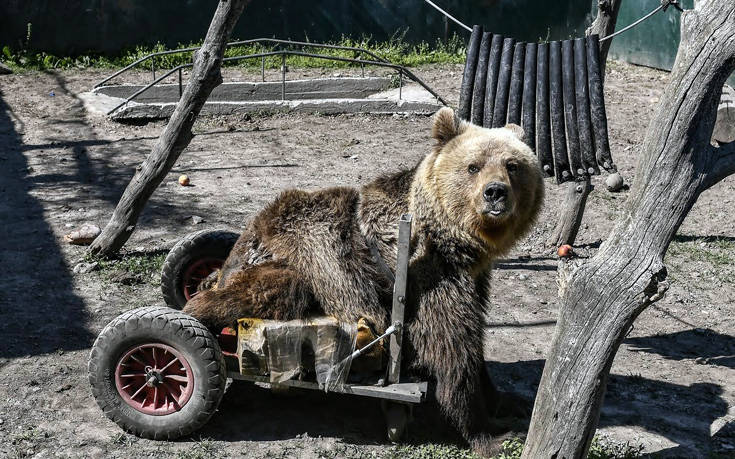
top-left (183, 107), bottom-right (544, 456)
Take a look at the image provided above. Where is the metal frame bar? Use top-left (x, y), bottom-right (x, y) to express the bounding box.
top-left (229, 373), bottom-right (427, 404)
top-left (104, 50), bottom-right (448, 116)
top-left (94, 38), bottom-right (391, 89)
top-left (388, 214), bottom-right (412, 384)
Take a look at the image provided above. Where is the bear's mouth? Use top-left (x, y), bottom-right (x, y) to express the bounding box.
top-left (481, 203), bottom-right (510, 218)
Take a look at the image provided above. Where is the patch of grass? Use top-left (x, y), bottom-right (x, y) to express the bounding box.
top-left (108, 432), bottom-right (137, 447)
top-left (86, 250), bottom-right (166, 285)
top-left (1, 33), bottom-right (467, 72)
top-left (388, 437), bottom-right (643, 459)
top-left (387, 443), bottom-right (481, 459)
top-left (666, 235), bottom-right (735, 285)
top-left (176, 438), bottom-right (223, 459)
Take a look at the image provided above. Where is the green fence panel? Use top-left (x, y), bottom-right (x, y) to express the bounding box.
top-left (607, 0), bottom-right (733, 86)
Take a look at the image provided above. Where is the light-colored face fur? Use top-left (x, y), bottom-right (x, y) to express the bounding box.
top-left (416, 107), bottom-right (544, 255)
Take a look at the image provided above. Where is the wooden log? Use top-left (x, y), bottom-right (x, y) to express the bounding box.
top-left (483, 34), bottom-right (504, 128)
top-left (562, 39), bottom-right (584, 178)
top-left (535, 43), bottom-right (553, 175)
top-left (524, 1), bottom-right (735, 456)
top-left (458, 25), bottom-right (483, 121)
top-left (492, 38), bottom-right (516, 128)
top-left (713, 84), bottom-right (734, 143)
top-left (88, 0), bottom-right (252, 257)
top-left (522, 43), bottom-right (538, 153)
top-left (507, 42), bottom-right (526, 125)
top-left (549, 41), bottom-right (571, 183)
top-left (574, 38), bottom-right (598, 175)
top-left (586, 34), bottom-right (615, 171)
top-left (470, 32), bottom-right (493, 125)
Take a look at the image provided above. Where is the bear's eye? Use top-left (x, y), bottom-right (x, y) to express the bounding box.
top-left (468, 164), bottom-right (480, 174)
top-left (506, 162), bottom-right (518, 173)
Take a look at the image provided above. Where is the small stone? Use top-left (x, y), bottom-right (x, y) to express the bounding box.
top-left (605, 172), bottom-right (624, 192)
top-left (73, 262), bottom-right (99, 274)
top-left (191, 215), bottom-right (204, 225)
top-left (64, 224), bottom-right (101, 245)
top-left (517, 274), bottom-right (529, 281)
top-left (0, 418), bottom-right (4, 424)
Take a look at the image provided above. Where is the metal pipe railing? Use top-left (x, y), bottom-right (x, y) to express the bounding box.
top-left (94, 38), bottom-right (391, 89)
top-left (106, 49), bottom-right (449, 116)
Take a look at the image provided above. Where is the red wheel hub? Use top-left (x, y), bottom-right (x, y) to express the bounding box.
top-left (182, 258), bottom-right (223, 300)
top-left (114, 343), bottom-right (194, 415)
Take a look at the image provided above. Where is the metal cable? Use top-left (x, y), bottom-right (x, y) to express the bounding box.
top-left (599, 0), bottom-right (682, 43)
top-left (423, 0), bottom-right (473, 32)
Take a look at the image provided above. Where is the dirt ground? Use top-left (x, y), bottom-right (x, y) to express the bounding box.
top-left (0, 61), bottom-right (733, 458)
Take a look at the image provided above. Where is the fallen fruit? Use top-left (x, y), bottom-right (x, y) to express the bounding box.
top-left (557, 244), bottom-right (574, 258)
top-left (178, 174), bottom-right (190, 186)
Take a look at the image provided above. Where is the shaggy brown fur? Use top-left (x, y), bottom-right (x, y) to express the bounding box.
top-left (182, 107), bottom-right (544, 457)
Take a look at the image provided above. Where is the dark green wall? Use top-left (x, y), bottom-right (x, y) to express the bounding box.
top-left (608, 0), bottom-right (733, 86)
top-left (0, 0), bottom-right (593, 54)
top-left (1, 0), bottom-right (731, 85)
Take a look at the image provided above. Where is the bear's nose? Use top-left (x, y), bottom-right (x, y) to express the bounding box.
top-left (483, 182), bottom-right (508, 203)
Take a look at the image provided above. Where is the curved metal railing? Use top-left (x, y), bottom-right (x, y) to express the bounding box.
top-left (94, 38), bottom-right (448, 116)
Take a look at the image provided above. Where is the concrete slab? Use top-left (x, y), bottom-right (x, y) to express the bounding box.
top-left (94, 77), bottom-right (393, 103)
top-left (81, 77), bottom-right (443, 120)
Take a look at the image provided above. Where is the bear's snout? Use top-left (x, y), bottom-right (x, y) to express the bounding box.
top-left (483, 182), bottom-right (508, 204)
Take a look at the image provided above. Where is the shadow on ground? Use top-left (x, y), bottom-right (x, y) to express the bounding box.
top-left (0, 88), bottom-right (93, 358)
top-left (488, 359), bottom-right (729, 457)
top-left (626, 328), bottom-right (735, 369)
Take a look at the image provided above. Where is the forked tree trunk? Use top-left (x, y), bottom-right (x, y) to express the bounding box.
top-left (547, 0), bottom-right (622, 248)
top-left (523, 1), bottom-right (735, 457)
top-left (89, 0), bottom-right (251, 257)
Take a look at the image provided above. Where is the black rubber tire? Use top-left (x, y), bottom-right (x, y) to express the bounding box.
top-left (88, 306), bottom-right (227, 440)
top-left (161, 229), bottom-right (239, 309)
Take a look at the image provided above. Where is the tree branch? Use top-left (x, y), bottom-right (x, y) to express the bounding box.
top-left (703, 141), bottom-right (735, 190)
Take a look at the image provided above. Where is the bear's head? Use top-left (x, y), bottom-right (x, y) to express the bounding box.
top-left (414, 107), bottom-right (544, 255)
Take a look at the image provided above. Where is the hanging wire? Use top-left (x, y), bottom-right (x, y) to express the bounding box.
top-left (599, 0), bottom-right (683, 42)
top-left (423, 0), bottom-right (683, 41)
top-left (422, 0), bottom-right (473, 32)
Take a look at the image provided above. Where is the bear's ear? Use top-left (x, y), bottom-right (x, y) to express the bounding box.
top-left (504, 123), bottom-right (525, 142)
top-left (432, 107), bottom-right (466, 147)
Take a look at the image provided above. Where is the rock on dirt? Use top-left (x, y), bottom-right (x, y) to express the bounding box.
top-left (64, 224), bottom-right (101, 245)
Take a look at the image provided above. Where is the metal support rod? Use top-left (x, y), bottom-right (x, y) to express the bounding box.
top-left (361, 62), bottom-right (365, 78)
top-left (261, 56), bottom-right (265, 82)
top-left (398, 70), bottom-right (403, 100)
top-left (281, 54), bottom-right (286, 101)
top-left (178, 68), bottom-right (182, 99)
top-left (151, 56), bottom-right (156, 81)
top-left (388, 214), bottom-right (412, 385)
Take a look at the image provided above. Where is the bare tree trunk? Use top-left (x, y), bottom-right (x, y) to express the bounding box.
top-left (547, 0), bottom-right (622, 248)
top-left (523, 2), bottom-right (735, 457)
top-left (89, 0), bottom-right (250, 257)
